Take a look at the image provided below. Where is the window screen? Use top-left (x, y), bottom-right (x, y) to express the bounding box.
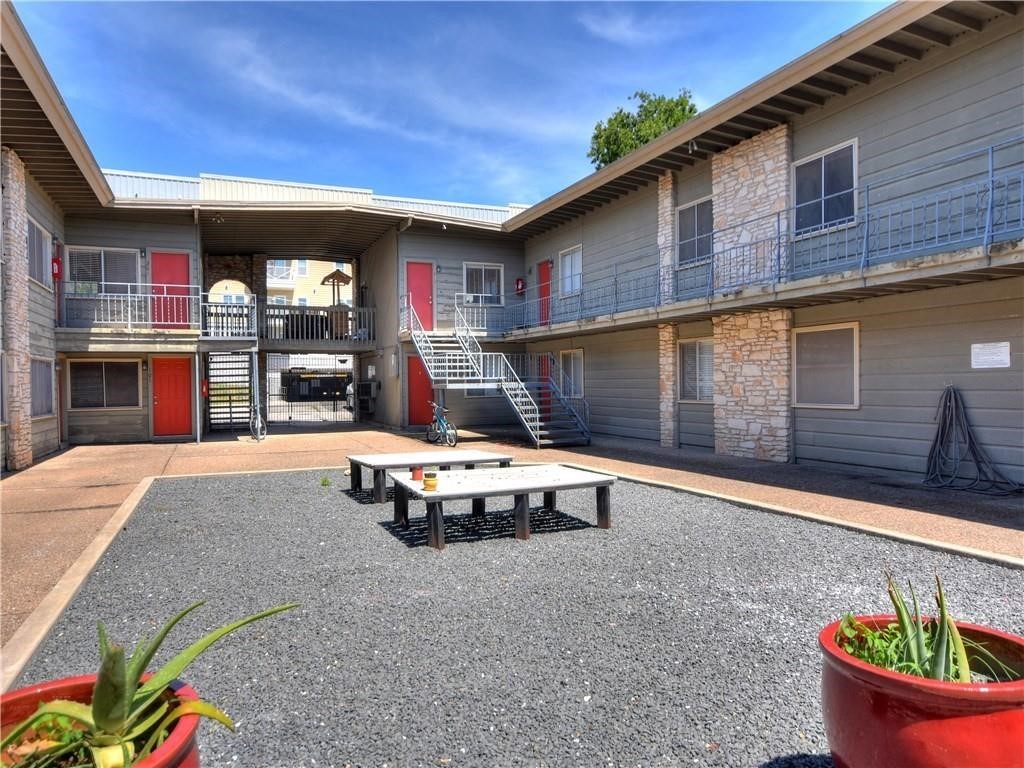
top-left (794, 326), bottom-right (857, 406)
top-left (795, 144), bottom-right (855, 232)
top-left (31, 359), bottom-right (54, 416)
top-left (27, 219), bottom-right (51, 286)
top-left (680, 341), bottom-right (714, 401)
top-left (677, 200), bottom-right (714, 265)
top-left (559, 246), bottom-right (582, 296)
top-left (70, 361), bottom-right (140, 408)
top-left (464, 264), bottom-right (503, 304)
top-left (102, 250), bottom-right (139, 292)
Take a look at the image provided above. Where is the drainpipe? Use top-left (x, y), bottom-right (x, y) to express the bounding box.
top-left (194, 353), bottom-right (201, 444)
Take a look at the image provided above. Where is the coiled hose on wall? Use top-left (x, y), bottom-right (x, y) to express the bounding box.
top-left (924, 385), bottom-right (1023, 496)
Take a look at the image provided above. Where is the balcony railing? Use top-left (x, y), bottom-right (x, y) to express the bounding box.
top-left (451, 137), bottom-right (1024, 334)
top-left (60, 282), bottom-right (201, 330)
top-left (258, 302), bottom-right (375, 345)
top-left (266, 264), bottom-right (297, 285)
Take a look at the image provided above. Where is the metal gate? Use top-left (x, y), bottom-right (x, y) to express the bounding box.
top-left (207, 352), bottom-right (252, 431)
top-left (267, 353), bottom-right (355, 425)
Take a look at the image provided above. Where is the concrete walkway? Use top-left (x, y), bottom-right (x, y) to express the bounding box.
top-left (2, 426), bottom-right (1021, 647)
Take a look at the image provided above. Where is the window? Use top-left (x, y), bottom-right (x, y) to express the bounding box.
top-left (794, 142), bottom-right (856, 233)
top-left (677, 199), bottom-right (714, 265)
top-left (793, 323), bottom-right (859, 408)
top-left (559, 245), bottom-right (582, 296)
top-left (463, 263), bottom-right (504, 305)
top-left (228, 294), bottom-right (247, 304)
top-left (559, 349), bottom-right (584, 397)
top-left (270, 295), bottom-right (288, 305)
top-left (296, 297), bottom-right (308, 307)
top-left (69, 360), bottom-right (141, 409)
top-left (66, 247), bottom-right (140, 293)
top-left (297, 259), bottom-right (308, 277)
top-left (30, 358), bottom-right (54, 417)
top-left (27, 218), bottom-right (51, 287)
top-left (679, 340), bottom-right (714, 402)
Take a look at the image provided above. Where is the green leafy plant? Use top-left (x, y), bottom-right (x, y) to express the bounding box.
top-left (319, 476), bottom-right (332, 488)
top-left (2, 601), bottom-right (297, 767)
top-left (837, 573), bottom-right (1018, 683)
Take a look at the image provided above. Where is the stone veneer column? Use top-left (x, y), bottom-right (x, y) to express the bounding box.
top-left (1, 147), bottom-right (33, 469)
top-left (656, 170), bottom-right (675, 302)
top-left (712, 309), bottom-right (792, 462)
top-left (710, 123), bottom-right (791, 289)
top-left (657, 323), bottom-right (677, 447)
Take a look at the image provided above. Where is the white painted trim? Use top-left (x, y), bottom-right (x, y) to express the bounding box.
top-left (65, 245), bottom-right (143, 287)
top-left (149, 354), bottom-right (198, 439)
top-left (461, 261), bottom-right (506, 306)
top-left (66, 358), bottom-right (144, 411)
top-left (29, 355), bottom-right (56, 418)
top-left (403, 259), bottom-right (437, 331)
top-left (25, 214), bottom-right (53, 290)
top-left (558, 347), bottom-right (585, 397)
top-left (674, 196), bottom-right (715, 266)
top-left (677, 337), bottom-right (715, 403)
top-left (792, 321), bottom-right (860, 409)
top-left (791, 138), bottom-right (859, 223)
top-left (557, 244), bottom-right (583, 298)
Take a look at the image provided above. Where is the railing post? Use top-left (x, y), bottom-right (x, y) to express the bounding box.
top-left (613, 264), bottom-right (618, 313)
top-left (775, 211), bottom-right (782, 286)
top-left (984, 146), bottom-right (994, 258)
top-left (860, 183), bottom-right (871, 276)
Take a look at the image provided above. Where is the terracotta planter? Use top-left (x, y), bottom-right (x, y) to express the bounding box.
top-left (1, 674), bottom-right (201, 767)
top-left (819, 615), bottom-right (1024, 768)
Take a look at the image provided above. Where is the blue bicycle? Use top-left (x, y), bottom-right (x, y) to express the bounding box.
top-left (426, 400), bottom-right (458, 446)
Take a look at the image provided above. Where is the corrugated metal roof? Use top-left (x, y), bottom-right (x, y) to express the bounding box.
top-left (102, 169), bottom-right (529, 224)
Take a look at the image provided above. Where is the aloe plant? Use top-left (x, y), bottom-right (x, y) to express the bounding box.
top-left (1, 601), bottom-right (297, 767)
top-left (837, 574), bottom-right (1017, 683)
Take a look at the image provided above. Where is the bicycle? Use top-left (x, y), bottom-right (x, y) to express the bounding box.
top-left (425, 400), bottom-right (458, 446)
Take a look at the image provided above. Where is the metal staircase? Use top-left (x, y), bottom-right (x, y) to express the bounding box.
top-left (401, 295), bottom-right (590, 447)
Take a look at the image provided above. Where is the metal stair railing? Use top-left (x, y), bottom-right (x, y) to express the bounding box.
top-left (537, 352), bottom-right (591, 442)
top-left (401, 293), bottom-right (437, 374)
top-left (454, 302), bottom-right (542, 446)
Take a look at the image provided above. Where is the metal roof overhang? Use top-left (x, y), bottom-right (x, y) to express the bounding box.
top-left (502, 1), bottom-right (1018, 237)
top-left (0, 4), bottom-right (113, 213)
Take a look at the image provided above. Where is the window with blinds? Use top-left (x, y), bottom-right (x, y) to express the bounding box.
top-left (30, 359), bottom-right (54, 417)
top-left (69, 361), bottom-right (141, 409)
top-left (679, 340), bottom-right (714, 401)
top-left (66, 248), bottom-right (140, 293)
top-left (27, 218), bottom-right (51, 287)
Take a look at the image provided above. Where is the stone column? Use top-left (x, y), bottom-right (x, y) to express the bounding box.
top-left (1, 147), bottom-right (33, 469)
top-left (712, 309), bottom-right (792, 462)
top-left (658, 323), bottom-right (677, 447)
top-left (656, 170), bottom-right (676, 302)
top-left (710, 124), bottom-right (791, 289)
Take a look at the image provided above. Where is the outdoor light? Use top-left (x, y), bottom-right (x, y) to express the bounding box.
top-left (211, 213), bottom-right (225, 224)
top-left (436, 264), bottom-right (442, 273)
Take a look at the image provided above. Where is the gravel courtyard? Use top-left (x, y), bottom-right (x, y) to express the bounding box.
top-left (19, 469), bottom-right (1023, 768)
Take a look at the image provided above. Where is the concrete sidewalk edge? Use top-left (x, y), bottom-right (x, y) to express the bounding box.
top-left (2, 476), bottom-right (155, 692)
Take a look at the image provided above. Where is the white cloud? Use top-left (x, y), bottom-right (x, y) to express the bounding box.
top-left (576, 7), bottom-right (684, 47)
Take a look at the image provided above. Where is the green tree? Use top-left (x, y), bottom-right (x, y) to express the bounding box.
top-left (587, 90), bottom-right (699, 169)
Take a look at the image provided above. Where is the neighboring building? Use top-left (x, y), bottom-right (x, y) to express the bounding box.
top-left (2, 1), bottom-right (1021, 484)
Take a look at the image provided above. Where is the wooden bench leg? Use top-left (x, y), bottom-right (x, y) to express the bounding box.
top-left (514, 493), bottom-right (530, 540)
top-left (394, 484), bottom-right (409, 528)
top-left (373, 469), bottom-right (387, 503)
top-left (596, 485), bottom-right (612, 529)
top-left (499, 460), bottom-right (510, 468)
top-left (350, 461), bottom-right (362, 491)
top-left (465, 463), bottom-right (475, 470)
top-left (472, 497), bottom-right (486, 518)
top-left (543, 490), bottom-right (556, 511)
top-left (439, 465), bottom-right (451, 472)
top-left (427, 501), bottom-right (445, 550)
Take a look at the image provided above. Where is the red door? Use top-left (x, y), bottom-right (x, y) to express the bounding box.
top-left (406, 261), bottom-right (434, 331)
top-left (538, 260), bottom-right (551, 325)
top-left (152, 357), bottom-right (193, 436)
top-left (407, 356), bottom-right (434, 425)
top-left (151, 251), bottom-right (190, 329)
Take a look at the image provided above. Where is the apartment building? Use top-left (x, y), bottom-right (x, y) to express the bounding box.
top-left (2, 1), bottom-right (1021, 483)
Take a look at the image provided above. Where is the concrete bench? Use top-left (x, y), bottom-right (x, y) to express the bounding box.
top-left (346, 450), bottom-right (513, 503)
top-left (390, 464), bottom-right (615, 550)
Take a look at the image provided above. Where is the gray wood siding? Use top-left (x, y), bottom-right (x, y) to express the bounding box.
top-left (524, 185), bottom-right (658, 302)
top-left (359, 229), bottom-right (401, 426)
top-left (26, 174), bottom-right (64, 240)
top-left (31, 416), bottom-right (59, 458)
top-left (26, 177), bottom-right (61, 361)
top-left (64, 214), bottom-right (200, 286)
top-left (528, 326), bottom-right (660, 441)
top-left (398, 231), bottom-right (525, 330)
top-left (677, 319), bottom-right (714, 450)
top-left (793, 277), bottom-right (1024, 482)
top-left (792, 20), bottom-right (1024, 203)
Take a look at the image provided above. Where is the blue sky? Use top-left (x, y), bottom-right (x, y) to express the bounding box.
top-left (17, 1), bottom-right (886, 206)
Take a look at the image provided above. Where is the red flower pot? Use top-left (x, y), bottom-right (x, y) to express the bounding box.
top-left (819, 615), bottom-right (1024, 768)
top-left (1, 674), bottom-right (201, 767)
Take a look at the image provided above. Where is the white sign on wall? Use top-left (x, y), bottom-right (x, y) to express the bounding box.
top-left (970, 342), bottom-right (1011, 369)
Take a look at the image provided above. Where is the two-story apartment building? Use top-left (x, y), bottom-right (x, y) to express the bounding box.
top-left (3, 1), bottom-right (1021, 484)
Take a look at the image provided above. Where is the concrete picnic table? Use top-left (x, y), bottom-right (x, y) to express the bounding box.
top-left (390, 464), bottom-right (615, 550)
top-left (346, 450), bottom-right (513, 503)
